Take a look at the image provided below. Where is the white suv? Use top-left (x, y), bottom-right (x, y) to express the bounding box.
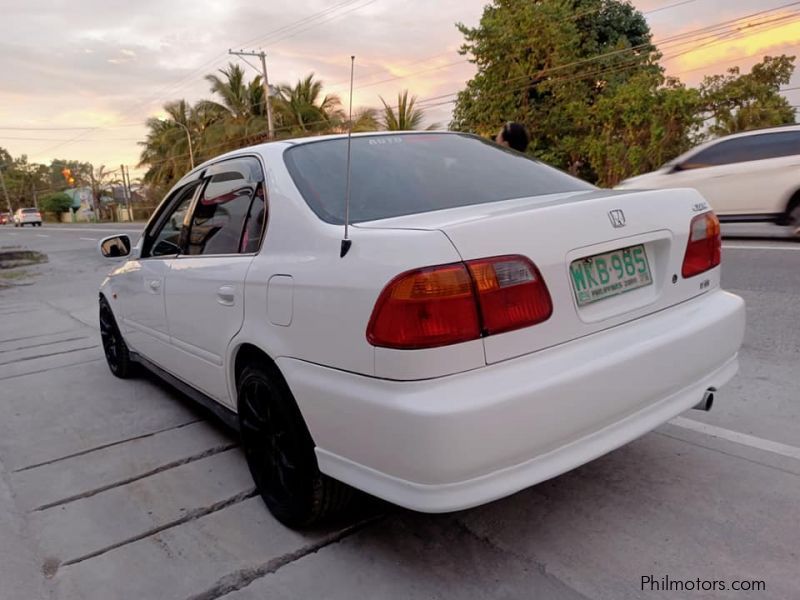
top-left (617, 125), bottom-right (800, 231)
top-left (13, 207), bottom-right (42, 227)
top-left (97, 132), bottom-right (744, 528)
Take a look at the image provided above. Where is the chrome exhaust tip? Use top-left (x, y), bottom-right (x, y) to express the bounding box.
top-left (693, 388), bottom-right (715, 411)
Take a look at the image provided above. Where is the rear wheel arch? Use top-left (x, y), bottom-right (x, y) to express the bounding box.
top-left (232, 343), bottom-right (289, 408)
top-left (232, 342), bottom-right (354, 527)
top-left (784, 190), bottom-right (800, 225)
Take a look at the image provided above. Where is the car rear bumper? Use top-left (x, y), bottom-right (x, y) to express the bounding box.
top-left (278, 289), bottom-right (745, 513)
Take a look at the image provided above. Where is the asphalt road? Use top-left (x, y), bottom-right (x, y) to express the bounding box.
top-left (0, 222), bottom-right (798, 600)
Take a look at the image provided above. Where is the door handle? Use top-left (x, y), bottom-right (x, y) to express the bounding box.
top-left (217, 285), bottom-right (235, 306)
top-left (148, 279), bottom-right (161, 291)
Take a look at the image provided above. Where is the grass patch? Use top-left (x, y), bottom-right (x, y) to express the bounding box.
top-left (0, 269), bottom-right (30, 280)
top-left (0, 250), bottom-right (48, 269)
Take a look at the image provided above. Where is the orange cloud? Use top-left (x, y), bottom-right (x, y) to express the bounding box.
top-left (664, 15), bottom-right (800, 76)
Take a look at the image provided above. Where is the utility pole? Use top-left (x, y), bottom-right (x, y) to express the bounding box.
top-left (31, 182), bottom-right (38, 211)
top-left (0, 167), bottom-right (12, 214)
top-left (229, 49), bottom-right (275, 139)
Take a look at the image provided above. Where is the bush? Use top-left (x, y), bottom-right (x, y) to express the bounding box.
top-left (39, 192), bottom-right (73, 214)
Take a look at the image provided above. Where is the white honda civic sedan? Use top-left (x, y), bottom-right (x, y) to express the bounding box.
top-left (97, 132), bottom-right (745, 528)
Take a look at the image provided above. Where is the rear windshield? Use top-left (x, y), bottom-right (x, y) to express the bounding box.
top-left (283, 133), bottom-right (593, 224)
top-left (22, 208), bottom-right (38, 213)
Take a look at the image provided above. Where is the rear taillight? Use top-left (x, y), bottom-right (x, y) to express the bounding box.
top-left (367, 255), bottom-right (552, 349)
top-left (682, 212), bottom-right (721, 278)
top-left (366, 264), bottom-right (480, 349)
top-left (466, 256), bottom-right (552, 335)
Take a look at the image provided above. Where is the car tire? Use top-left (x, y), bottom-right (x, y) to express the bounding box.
top-left (790, 202), bottom-right (800, 238)
top-left (237, 364), bottom-right (353, 528)
top-left (99, 297), bottom-right (136, 379)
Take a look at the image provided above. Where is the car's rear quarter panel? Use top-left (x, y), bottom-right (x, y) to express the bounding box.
top-left (231, 147), bottom-right (482, 394)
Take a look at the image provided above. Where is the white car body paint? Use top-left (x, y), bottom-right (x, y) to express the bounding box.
top-left (13, 208), bottom-right (42, 226)
top-left (100, 131), bottom-right (745, 512)
top-left (616, 125), bottom-right (800, 219)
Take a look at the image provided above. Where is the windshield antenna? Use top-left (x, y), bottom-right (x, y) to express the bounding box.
top-left (341, 55), bottom-right (355, 258)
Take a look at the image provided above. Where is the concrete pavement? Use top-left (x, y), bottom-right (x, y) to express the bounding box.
top-left (0, 222), bottom-right (798, 599)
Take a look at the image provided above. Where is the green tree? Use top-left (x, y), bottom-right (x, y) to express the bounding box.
top-left (0, 152), bottom-right (50, 209)
top-left (585, 73), bottom-right (701, 186)
top-left (202, 63), bottom-right (270, 150)
top-left (39, 192), bottom-right (73, 214)
top-left (49, 159), bottom-right (92, 191)
top-left (700, 55), bottom-right (796, 136)
top-left (90, 165), bottom-right (119, 212)
top-left (275, 74), bottom-right (343, 134)
top-left (139, 100), bottom-right (198, 188)
top-left (452, 0), bottom-right (660, 176)
top-left (379, 90), bottom-right (439, 130)
top-left (351, 107), bottom-right (380, 132)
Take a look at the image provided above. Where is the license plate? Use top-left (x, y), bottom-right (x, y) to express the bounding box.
top-left (570, 244), bottom-right (652, 306)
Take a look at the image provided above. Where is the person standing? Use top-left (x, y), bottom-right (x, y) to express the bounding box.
top-left (495, 122), bottom-right (530, 153)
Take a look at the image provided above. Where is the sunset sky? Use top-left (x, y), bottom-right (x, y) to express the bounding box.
top-left (2, 0), bottom-right (800, 176)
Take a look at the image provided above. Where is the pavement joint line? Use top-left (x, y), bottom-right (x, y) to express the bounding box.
top-left (0, 336), bottom-right (90, 355)
top-left (183, 513), bottom-right (386, 600)
top-left (42, 299), bottom-right (100, 330)
top-left (31, 442), bottom-right (240, 512)
top-left (0, 357), bottom-right (104, 382)
top-left (656, 430), bottom-right (800, 478)
top-left (35, 234), bottom-right (49, 238)
top-left (0, 328), bottom-right (86, 345)
top-left (13, 418), bottom-right (204, 473)
top-left (59, 488), bottom-right (259, 569)
top-left (79, 237), bottom-right (98, 241)
top-left (0, 308), bottom-right (41, 316)
top-left (451, 517), bottom-right (592, 600)
top-left (0, 344), bottom-right (99, 367)
top-left (671, 416), bottom-right (800, 462)
top-left (722, 243), bottom-right (800, 250)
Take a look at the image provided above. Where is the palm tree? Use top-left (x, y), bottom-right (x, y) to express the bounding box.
top-left (89, 164), bottom-right (119, 217)
top-left (275, 74), bottom-right (343, 134)
top-left (138, 99), bottom-right (204, 188)
top-left (350, 107), bottom-right (380, 132)
top-left (379, 90), bottom-right (440, 131)
top-left (203, 63), bottom-right (271, 149)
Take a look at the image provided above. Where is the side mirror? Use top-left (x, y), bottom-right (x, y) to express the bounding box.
top-left (98, 234), bottom-right (131, 259)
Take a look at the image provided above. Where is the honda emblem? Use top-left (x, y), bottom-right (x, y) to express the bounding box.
top-left (608, 209), bottom-right (626, 228)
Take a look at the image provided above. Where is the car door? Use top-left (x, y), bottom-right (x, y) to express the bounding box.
top-left (163, 156), bottom-right (267, 406)
top-left (668, 132), bottom-right (800, 216)
top-left (114, 181), bottom-right (201, 369)
top-left (709, 131), bottom-right (800, 215)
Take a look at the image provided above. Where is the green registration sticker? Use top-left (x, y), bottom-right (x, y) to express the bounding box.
top-left (570, 244), bottom-right (652, 307)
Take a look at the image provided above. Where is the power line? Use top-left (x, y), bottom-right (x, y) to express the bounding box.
top-left (29, 0), bottom-right (380, 159)
top-left (0, 124), bottom-right (144, 131)
top-left (411, 7), bottom-right (800, 111)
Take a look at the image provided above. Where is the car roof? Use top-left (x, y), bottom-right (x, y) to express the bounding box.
top-left (706, 123), bottom-right (800, 143)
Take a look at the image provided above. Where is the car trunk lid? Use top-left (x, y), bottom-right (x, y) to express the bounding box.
top-left (356, 188), bottom-right (718, 364)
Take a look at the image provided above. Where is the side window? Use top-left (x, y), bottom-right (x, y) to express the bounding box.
top-left (682, 132), bottom-right (800, 170)
top-left (185, 158), bottom-right (265, 256)
top-left (741, 132), bottom-right (800, 161)
top-left (682, 139), bottom-right (747, 169)
top-left (144, 183), bottom-right (199, 258)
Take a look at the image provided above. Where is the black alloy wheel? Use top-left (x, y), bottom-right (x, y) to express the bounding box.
top-left (99, 297), bottom-right (135, 378)
top-left (238, 365), bottom-right (352, 528)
